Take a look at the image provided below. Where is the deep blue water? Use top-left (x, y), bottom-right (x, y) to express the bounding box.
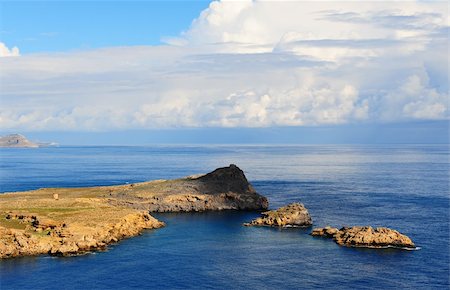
top-left (0, 145), bottom-right (448, 289)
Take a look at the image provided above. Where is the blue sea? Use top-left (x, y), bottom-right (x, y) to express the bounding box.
top-left (0, 145), bottom-right (448, 289)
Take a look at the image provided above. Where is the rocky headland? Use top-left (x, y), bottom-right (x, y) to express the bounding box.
top-left (107, 164), bottom-right (268, 212)
top-left (244, 203), bottom-right (312, 227)
top-left (311, 226), bottom-right (415, 249)
top-left (0, 164), bottom-right (267, 258)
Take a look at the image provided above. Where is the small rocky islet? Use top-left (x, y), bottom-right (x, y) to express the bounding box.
top-left (243, 203), bottom-right (312, 227)
top-left (0, 164), bottom-right (416, 258)
top-left (311, 226), bottom-right (416, 249)
top-left (242, 202), bottom-right (415, 250)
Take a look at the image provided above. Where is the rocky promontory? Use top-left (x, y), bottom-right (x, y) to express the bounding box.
top-left (311, 226), bottom-right (416, 249)
top-left (0, 165), bottom-right (267, 258)
top-left (244, 203), bottom-right (312, 227)
top-left (107, 164), bottom-right (268, 212)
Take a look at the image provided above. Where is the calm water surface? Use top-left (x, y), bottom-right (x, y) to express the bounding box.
top-left (0, 145), bottom-right (448, 289)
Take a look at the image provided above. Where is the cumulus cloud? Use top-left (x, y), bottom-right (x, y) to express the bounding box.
top-left (0, 0), bottom-right (448, 131)
top-left (0, 42), bottom-right (20, 57)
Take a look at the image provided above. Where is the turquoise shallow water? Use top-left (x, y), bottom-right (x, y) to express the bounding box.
top-left (0, 145), bottom-right (449, 289)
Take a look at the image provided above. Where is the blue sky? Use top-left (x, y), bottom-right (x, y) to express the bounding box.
top-left (0, 0), bottom-right (448, 144)
top-left (1, 1), bottom-right (210, 53)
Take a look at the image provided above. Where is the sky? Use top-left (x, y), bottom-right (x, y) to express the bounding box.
top-left (0, 0), bottom-right (448, 144)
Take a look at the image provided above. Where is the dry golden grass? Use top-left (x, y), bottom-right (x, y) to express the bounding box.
top-left (0, 186), bottom-right (140, 231)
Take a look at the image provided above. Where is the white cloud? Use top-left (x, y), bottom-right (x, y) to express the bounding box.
top-left (0, 42), bottom-right (20, 57)
top-left (0, 1), bottom-right (448, 131)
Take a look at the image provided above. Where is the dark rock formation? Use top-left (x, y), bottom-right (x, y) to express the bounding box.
top-left (311, 226), bottom-right (415, 249)
top-left (244, 203), bottom-right (312, 227)
top-left (107, 164), bottom-right (269, 212)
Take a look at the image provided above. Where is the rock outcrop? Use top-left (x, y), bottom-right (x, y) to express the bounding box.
top-left (107, 164), bottom-right (269, 212)
top-left (311, 226), bottom-right (415, 249)
top-left (0, 212), bottom-right (164, 258)
top-left (244, 203), bottom-right (312, 227)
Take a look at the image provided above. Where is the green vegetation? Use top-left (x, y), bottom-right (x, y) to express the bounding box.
top-left (0, 215), bottom-right (28, 230)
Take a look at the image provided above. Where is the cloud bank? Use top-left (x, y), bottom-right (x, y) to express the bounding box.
top-left (0, 0), bottom-right (448, 131)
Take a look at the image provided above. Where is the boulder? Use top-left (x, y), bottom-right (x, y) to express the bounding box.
top-left (311, 226), bottom-right (415, 249)
top-left (244, 203), bottom-right (312, 227)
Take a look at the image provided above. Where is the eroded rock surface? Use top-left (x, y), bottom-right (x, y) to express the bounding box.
top-left (311, 226), bottom-right (415, 249)
top-left (244, 203), bottom-right (312, 227)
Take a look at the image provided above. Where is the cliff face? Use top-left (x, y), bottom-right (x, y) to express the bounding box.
top-left (0, 134), bottom-right (39, 148)
top-left (0, 165), bottom-right (267, 258)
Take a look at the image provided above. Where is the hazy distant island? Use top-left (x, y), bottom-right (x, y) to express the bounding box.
top-left (0, 134), bottom-right (57, 148)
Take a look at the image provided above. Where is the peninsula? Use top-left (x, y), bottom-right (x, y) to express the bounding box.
top-left (0, 165), bottom-right (268, 258)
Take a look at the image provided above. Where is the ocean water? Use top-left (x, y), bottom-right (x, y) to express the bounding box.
top-left (0, 145), bottom-right (448, 289)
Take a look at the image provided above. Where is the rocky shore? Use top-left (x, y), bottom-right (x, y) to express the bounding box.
top-left (311, 226), bottom-right (416, 249)
top-left (244, 203), bottom-right (312, 227)
top-left (0, 212), bottom-right (164, 258)
top-left (0, 165), bottom-right (267, 258)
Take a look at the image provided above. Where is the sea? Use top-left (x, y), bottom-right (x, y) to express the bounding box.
top-left (0, 145), bottom-right (448, 289)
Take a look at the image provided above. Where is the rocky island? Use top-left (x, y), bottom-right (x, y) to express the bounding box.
top-left (244, 203), bottom-right (312, 227)
top-left (0, 165), bottom-right (268, 258)
top-left (311, 226), bottom-right (416, 249)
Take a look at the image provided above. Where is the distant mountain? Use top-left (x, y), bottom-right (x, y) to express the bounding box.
top-left (0, 134), bottom-right (56, 148)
